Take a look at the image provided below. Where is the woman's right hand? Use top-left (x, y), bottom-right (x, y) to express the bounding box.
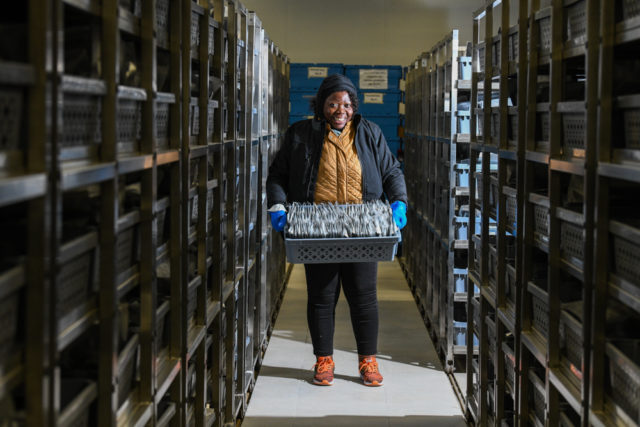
top-left (269, 210), bottom-right (287, 232)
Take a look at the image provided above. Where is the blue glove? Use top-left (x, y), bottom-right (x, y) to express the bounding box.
top-left (391, 201), bottom-right (407, 230)
top-left (269, 210), bottom-right (287, 232)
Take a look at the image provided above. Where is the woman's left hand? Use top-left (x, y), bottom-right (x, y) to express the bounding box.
top-left (391, 201), bottom-right (407, 230)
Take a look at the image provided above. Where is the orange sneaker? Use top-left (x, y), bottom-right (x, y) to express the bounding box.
top-left (359, 355), bottom-right (383, 386)
top-left (313, 356), bottom-right (335, 386)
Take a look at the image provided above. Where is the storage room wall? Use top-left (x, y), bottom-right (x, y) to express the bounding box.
top-left (241, 0), bottom-right (485, 65)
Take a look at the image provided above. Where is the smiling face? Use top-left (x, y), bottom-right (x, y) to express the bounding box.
top-left (323, 91), bottom-right (354, 130)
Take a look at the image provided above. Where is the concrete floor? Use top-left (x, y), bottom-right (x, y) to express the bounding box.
top-left (242, 261), bottom-right (468, 427)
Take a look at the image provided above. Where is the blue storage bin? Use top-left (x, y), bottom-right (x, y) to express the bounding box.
top-left (455, 163), bottom-right (470, 187)
top-left (366, 116), bottom-right (400, 142)
top-left (474, 217), bottom-right (497, 235)
top-left (455, 217), bottom-right (469, 240)
top-left (289, 90), bottom-right (316, 115)
top-left (454, 269), bottom-right (468, 293)
top-left (458, 56), bottom-right (472, 80)
top-left (357, 91), bottom-right (402, 116)
top-left (344, 65), bottom-right (403, 91)
top-left (289, 63), bottom-right (344, 90)
top-left (457, 111), bottom-right (471, 134)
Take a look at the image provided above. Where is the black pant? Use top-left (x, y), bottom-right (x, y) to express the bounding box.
top-left (304, 262), bottom-right (379, 357)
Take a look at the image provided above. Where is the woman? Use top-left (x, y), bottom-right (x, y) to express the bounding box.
top-left (266, 74), bottom-right (407, 387)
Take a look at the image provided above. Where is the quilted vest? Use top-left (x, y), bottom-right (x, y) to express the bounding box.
top-left (313, 120), bottom-right (363, 204)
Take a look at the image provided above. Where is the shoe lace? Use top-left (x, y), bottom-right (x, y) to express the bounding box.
top-left (359, 357), bottom-right (379, 374)
top-left (315, 357), bottom-right (334, 373)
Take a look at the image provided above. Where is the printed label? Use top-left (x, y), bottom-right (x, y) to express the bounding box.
top-left (308, 67), bottom-right (328, 78)
top-left (399, 79), bottom-right (406, 91)
top-left (364, 93), bottom-right (384, 104)
top-left (359, 69), bottom-right (388, 90)
top-left (398, 103), bottom-right (406, 115)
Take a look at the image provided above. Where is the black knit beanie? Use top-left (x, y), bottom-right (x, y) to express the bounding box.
top-left (310, 74), bottom-right (359, 119)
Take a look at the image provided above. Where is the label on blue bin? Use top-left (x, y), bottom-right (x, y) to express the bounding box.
top-left (364, 93), bottom-right (384, 104)
top-left (308, 67), bottom-right (328, 78)
top-left (359, 69), bottom-right (388, 90)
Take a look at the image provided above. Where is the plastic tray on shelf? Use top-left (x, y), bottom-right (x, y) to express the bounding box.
top-left (606, 339), bottom-right (640, 424)
top-left (504, 185), bottom-right (517, 230)
top-left (117, 333), bottom-right (139, 408)
top-left (508, 107), bottom-right (518, 145)
top-left (617, 94), bottom-right (640, 151)
top-left (60, 76), bottom-right (106, 162)
top-left (535, 103), bottom-right (551, 152)
top-left (559, 103), bottom-right (586, 155)
top-left (530, 193), bottom-right (550, 246)
top-left (57, 233), bottom-right (98, 318)
top-left (475, 42), bottom-right (486, 73)
top-left (454, 216), bottom-right (469, 240)
top-left (156, 0), bottom-right (170, 48)
top-left (610, 219), bottom-right (640, 286)
top-left (505, 263), bottom-right (517, 307)
top-left (503, 341), bottom-right (516, 393)
top-left (558, 208), bottom-right (585, 270)
top-left (59, 378), bottom-right (96, 427)
top-left (507, 26), bottom-right (519, 63)
top-left (156, 92), bottom-right (175, 150)
top-left (536, 10), bottom-right (552, 55)
top-left (528, 281), bottom-right (549, 339)
top-left (529, 368), bottom-right (546, 425)
top-left (564, 0), bottom-right (587, 48)
top-left (0, 286), bottom-right (20, 358)
top-left (117, 86), bottom-right (146, 155)
top-left (458, 56), bottom-right (472, 80)
top-left (559, 305), bottom-right (583, 384)
top-left (0, 85), bottom-right (23, 153)
top-left (623, 0), bottom-right (640, 20)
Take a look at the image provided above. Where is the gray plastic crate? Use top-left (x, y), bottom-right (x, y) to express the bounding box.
top-left (623, 105), bottom-right (640, 149)
top-left (559, 210), bottom-right (584, 267)
top-left (503, 342), bottom-right (516, 393)
top-left (0, 289), bottom-right (19, 357)
top-left (156, 92), bottom-right (175, 150)
top-left (611, 220), bottom-right (640, 285)
top-left (530, 193), bottom-right (550, 245)
top-left (560, 307), bottom-right (583, 383)
top-left (284, 234), bottom-right (400, 264)
top-left (117, 334), bottom-right (139, 407)
top-left (623, 0), bottom-right (640, 20)
top-left (606, 340), bottom-right (640, 424)
top-left (562, 112), bottom-right (586, 151)
top-left (529, 282), bottom-right (549, 339)
top-left (538, 16), bottom-right (552, 53)
top-left (529, 369), bottom-right (546, 424)
top-left (565, 0), bottom-right (587, 46)
top-left (0, 87), bottom-right (23, 151)
top-left (156, 0), bottom-right (170, 47)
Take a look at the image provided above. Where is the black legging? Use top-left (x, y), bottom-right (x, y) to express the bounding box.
top-left (303, 262), bottom-right (379, 357)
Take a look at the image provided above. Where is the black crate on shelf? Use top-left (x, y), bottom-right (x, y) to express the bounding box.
top-left (0, 86), bottom-right (24, 152)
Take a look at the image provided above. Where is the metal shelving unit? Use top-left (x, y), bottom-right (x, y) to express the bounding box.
top-left (590, 1), bottom-right (640, 426)
top-left (401, 30), bottom-right (477, 391)
top-left (0, 1), bottom-right (288, 426)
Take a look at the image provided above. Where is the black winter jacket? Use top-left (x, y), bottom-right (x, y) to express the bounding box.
top-left (267, 115), bottom-right (407, 207)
